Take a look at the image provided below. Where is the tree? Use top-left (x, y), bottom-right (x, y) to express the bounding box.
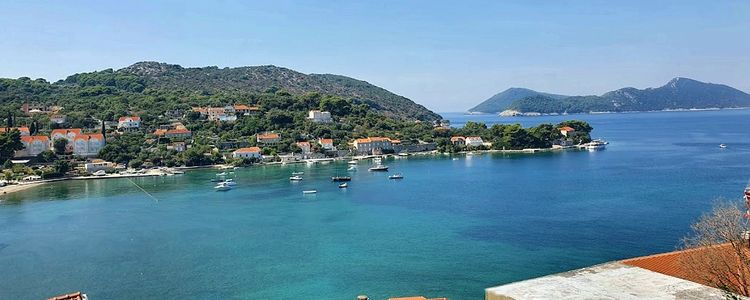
top-left (6, 112), bottom-right (13, 128)
top-left (0, 130), bottom-right (23, 163)
top-left (29, 121), bottom-right (37, 135)
top-left (37, 150), bottom-right (56, 163)
top-left (680, 199), bottom-right (750, 297)
top-left (53, 139), bottom-right (68, 155)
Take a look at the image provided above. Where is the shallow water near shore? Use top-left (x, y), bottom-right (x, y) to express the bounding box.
top-left (2, 109), bottom-right (750, 299)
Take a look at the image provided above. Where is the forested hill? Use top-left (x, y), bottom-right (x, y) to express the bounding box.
top-left (472, 77), bottom-right (750, 115)
top-left (0, 62), bottom-right (440, 121)
top-left (117, 62), bottom-right (440, 120)
top-left (468, 88), bottom-right (568, 113)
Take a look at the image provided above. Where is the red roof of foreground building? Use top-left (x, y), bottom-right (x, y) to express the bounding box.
top-left (48, 291), bottom-right (86, 300)
top-left (118, 116), bottom-right (141, 122)
top-left (21, 135), bottom-right (49, 143)
top-left (621, 243), bottom-right (749, 290)
top-left (559, 126), bottom-right (575, 132)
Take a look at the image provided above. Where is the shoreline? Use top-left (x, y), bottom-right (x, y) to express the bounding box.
top-left (0, 147), bottom-right (584, 197)
top-left (463, 106), bottom-right (750, 117)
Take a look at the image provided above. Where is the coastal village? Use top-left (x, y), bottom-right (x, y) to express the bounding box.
top-left (0, 101), bottom-right (600, 190)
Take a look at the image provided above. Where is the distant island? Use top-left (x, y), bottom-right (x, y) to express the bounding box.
top-left (468, 77), bottom-right (750, 116)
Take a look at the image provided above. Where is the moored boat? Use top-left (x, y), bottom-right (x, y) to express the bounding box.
top-left (585, 139), bottom-right (608, 151)
top-left (338, 183), bottom-right (348, 188)
top-left (720, 144), bottom-right (727, 148)
top-left (223, 179), bottom-right (237, 186)
top-left (214, 182), bottom-right (232, 191)
top-left (368, 164), bottom-right (388, 172)
top-left (347, 160), bottom-right (358, 165)
top-left (331, 176), bottom-right (352, 182)
top-left (292, 171), bottom-right (304, 175)
top-left (302, 190), bottom-right (317, 194)
top-left (290, 176), bottom-right (303, 181)
top-left (388, 174), bottom-right (403, 179)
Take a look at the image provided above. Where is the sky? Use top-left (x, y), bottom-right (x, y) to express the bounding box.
top-left (1, 0), bottom-right (748, 112)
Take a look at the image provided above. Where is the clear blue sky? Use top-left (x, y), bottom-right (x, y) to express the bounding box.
top-left (1, 1), bottom-right (748, 111)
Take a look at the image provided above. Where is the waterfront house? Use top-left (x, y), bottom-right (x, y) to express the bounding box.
top-left (256, 133), bottom-right (281, 145)
top-left (307, 110), bottom-right (332, 123)
top-left (50, 114), bottom-right (67, 124)
top-left (84, 159), bottom-right (114, 173)
top-left (17, 135), bottom-right (50, 157)
top-left (117, 116), bottom-right (141, 132)
top-left (73, 133), bottom-right (105, 157)
top-left (465, 136), bottom-right (484, 147)
top-left (233, 147), bottom-right (262, 159)
top-left (450, 136), bottom-right (466, 146)
top-left (560, 126), bottom-right (576, 137)
top-left (318, 138), bottom-right (335, 151)
top-left (51, 128), bottom-right (82, 142)
top-left (296, 141), bottom-right (312, 154)
top-left (353, 137), bottom-right (394, 154)
top-left (0, 127), bottom-right (30, 136)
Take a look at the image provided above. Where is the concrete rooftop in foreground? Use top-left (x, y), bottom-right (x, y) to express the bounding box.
top-left (485, 261), bottom-right (725, 300)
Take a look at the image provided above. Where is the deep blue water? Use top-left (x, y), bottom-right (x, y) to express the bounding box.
top-left (2, 109), bottom-right (750, 299)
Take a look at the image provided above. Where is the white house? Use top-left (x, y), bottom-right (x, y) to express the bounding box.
top-left (307, 110), bottom-right (332, 123)
top-left (296, 141), bottom-right (312, 154)
top-left (18, 136), bottom-right (50, 157)
top-left (465, 136), bottom-right (484, 147)
top-left (233, 147), bottom-right (262, 159)
top-left (73, 133), bottom-right (105, 157)
top-left (84, 160), bottom-right (114, 173)
top-left (117, 116), bottom-right (141, 132)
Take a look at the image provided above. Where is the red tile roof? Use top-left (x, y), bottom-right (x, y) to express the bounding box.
top-left (560, 126), bottom-right (575, 132)
top-left (234, 147), bottom-right (261, 153)
top-left (318, 138), bottom-right (333, 144)
top-left (21, 135), bottom-right (49, 143)
top-left (118, 116), bottom-right (140, 122)
top-left (450, 136), bottom-right (465, 142)
top-left (257, 133), bottom-right (280, 139)
top-left (0, 127), bottom-right (30, 134)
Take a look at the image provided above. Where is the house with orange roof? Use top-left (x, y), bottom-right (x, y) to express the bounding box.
top-left (17, 135), bottom-right (50, 157)
top-left (318, 138), bottom-right (335, 151)
top-left (256, 133), bottom-right (281, 145)
top-left (50, 128), bottom-right (82, 142)
top-left (450, 136), bottom-right (466, 146)
top-left (353, 137), bottom-right (394, 154)
top-left (234, 104), bottom-right (260, 116)
top-left (0, 127), bottom-right (30, 136)
top-left (296, 141), bottom-right (312, 154)
top-left (559, 126), bottom-right (576, 137)
top-left (73, 133), bottom-right (105, 157)
top-left (232, 147), bottom-right (262, 159)
top-left (117, 116), bottom-right (141, 132)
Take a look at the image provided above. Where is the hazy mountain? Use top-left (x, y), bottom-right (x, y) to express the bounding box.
top-left (468, 88), bottom-right (568, 113)
top-left (484, 78), bottom-right (750, 115)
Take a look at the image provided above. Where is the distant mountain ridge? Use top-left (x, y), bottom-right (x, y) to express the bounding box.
top-left (469, 77), bottom-right (750, 115)
top-left (117, 62), bottom-right (440, 120)
top-left (468, 88), bottom-right (568, 113)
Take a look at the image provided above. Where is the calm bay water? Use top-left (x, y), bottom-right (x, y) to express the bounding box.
top-left (2, 109), bottom-right (750, 299)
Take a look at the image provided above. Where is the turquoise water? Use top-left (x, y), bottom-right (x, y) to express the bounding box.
top-left (2, 109), bottom-right (750, 299)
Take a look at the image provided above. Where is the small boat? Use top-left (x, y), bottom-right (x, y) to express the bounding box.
top-left (720, 144), bottom-right (727, 149)
top-left (172, 170), bottom-right (185, 175)
top-left (331, 176), bottom-right (352, 182)
top-left (290, 176), bottom-right (303, 181)
top-left (398, 152), bottom-right (409, 157)
top-left (216, 172), bottom-right (227, 176)
top-left (388, 174), bottom-right (404, 179)
top-left (292, 171), bottom-right (304, 175)
top-left (92, 170), bottom-right (107, 176)
top-left (586, 139), bottom-right (608, 151)
top-left (338, 183), bottom-right (348, 188)
top-left (347, 160), bottom-right (358, 165)
top-left (214, 182), bottom-right (232, 191)
top-left (369, 165), bottom-right (389, 172)
top-left (302, 190), bottom-right (317, 194)
top-left (233, 166), bottom-right (240, 170)
top-left (348, 166), bottom-right (357, 171)
top-left (223, 179), bottom-right (237, 186)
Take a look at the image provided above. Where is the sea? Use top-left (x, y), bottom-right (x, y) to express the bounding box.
top-left (1, 109), bottom-right (749, 299)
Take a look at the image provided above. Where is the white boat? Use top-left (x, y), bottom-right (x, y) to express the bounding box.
top-left (214, 182), bottom-right (232, 191)
top-left (302, 190), bottom-right (317, 194)
top-left (290, 176), bottom-right (303, 181)
top-left (368, 164), bottom-right (388, 172)
top-left (348, 166), bottom-right (357, 171)
top-left (347, 160), bottom-right (358, 165)
top-left (172, 170), bottom-right (185, 175)
top-left (719, 144), bottom-right (727, 149)
top-left (398, 152), bottom-right (409, 157)
top-left (338, 183), bottom-right (348, 188)
top-left (586, 139), bottom-right (608, 151)
top-left (292, 171), bottom-right (305, 175)
top-left (92, 170), bottom-right (107, 176)
top-left (388, 174), bottom-right (404, 179)
top-left (223, 179), bottom-right (237, 186)
top-left (216, 172), bottom-right (227, 176)
top-left (233, 166), bottom-right (240, 170)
